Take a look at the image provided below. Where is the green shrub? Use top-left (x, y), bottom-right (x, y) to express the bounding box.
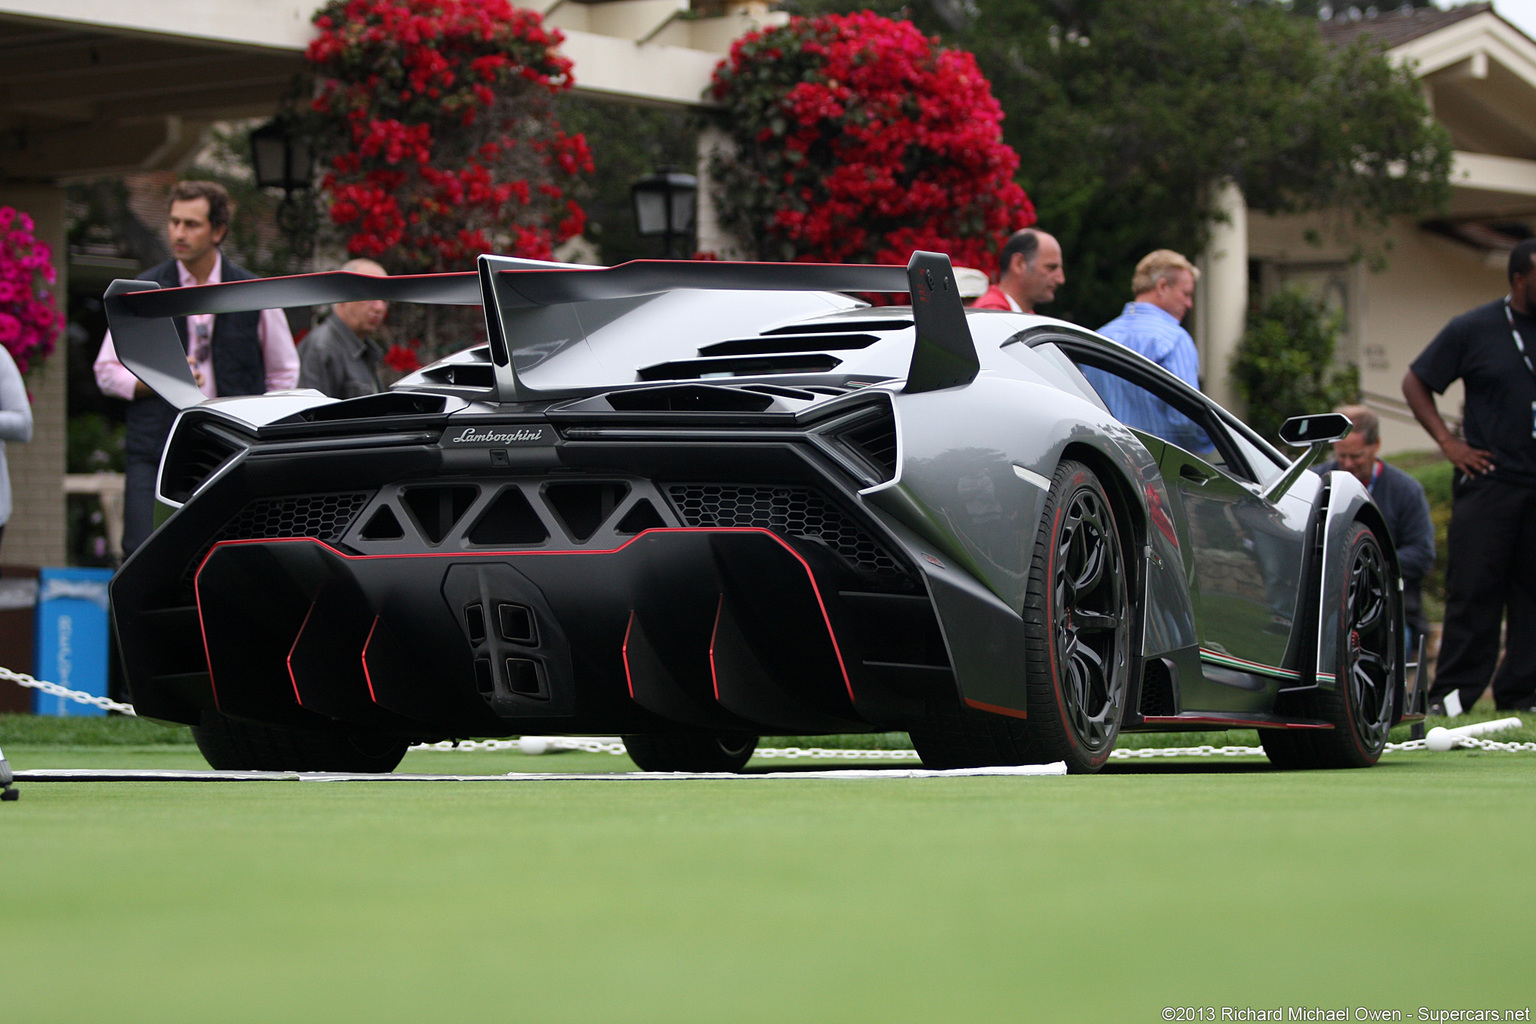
top-left (1230, 288), bottom-right (1360, 447)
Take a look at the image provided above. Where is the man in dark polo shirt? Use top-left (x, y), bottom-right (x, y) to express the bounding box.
top-left (94, 180), bottom-right (297, 556)
top-left (1402, 238), bottom-right (1536, 716)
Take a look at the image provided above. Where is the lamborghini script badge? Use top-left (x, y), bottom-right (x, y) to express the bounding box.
top-left (443, 425), bottom-right (552, 446)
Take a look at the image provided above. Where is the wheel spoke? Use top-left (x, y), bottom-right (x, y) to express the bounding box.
top-left (1342, 534), bottom-right (1395, 748)
top-left (1065, 651), bottom-right (1110, 745)
top-left (1073, 610), bottom-right (1121, 633)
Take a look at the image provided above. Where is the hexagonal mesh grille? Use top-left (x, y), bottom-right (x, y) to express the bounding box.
top-left (664, 484), bottom-right (906, 582)
top-left (180, 493), bottom-right (372, 598)
top-left (221, 493), bottom-right (372, 541)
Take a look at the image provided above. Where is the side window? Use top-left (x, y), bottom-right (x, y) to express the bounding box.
top-left (1221, 418), bottom-right (1286, 486)
top-left (1076, 364), bottom-right (1215, 459)
top-left (1040, 336), bottom-right (1262, 484)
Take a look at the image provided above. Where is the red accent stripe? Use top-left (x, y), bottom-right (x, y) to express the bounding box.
top-left (964, 697), bottom-right (1028, 720)
top-left (621, 611), bottom-right (637, 701)
top-left (360, 616), bottom-right (382, 704)
top-left (709, 595), bottom-right (724, 702)
top-left (194, 527), bottom-right (857, 708)
top-left (285, 598), bottom-right (318, 707)
top-left (191, 549), bottom-right (222, 712)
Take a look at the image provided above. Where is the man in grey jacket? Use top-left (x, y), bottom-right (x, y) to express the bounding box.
top-left (298, 258), bottom-right (389, 398)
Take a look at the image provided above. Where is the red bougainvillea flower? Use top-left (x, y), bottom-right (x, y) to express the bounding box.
top-left (383, 340), bottom-right (423, 374)
top-left (707, 11), bottom-right (1034, 277)
top-left (303, 0), bottom-right (590, 276)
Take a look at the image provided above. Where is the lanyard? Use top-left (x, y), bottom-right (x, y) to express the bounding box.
top-left (1511, 299), bottom-right (1536, 441)
top-left (1507, 297), bottom-right (1536, 380)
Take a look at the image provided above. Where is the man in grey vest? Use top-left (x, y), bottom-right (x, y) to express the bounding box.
top-left (298, 258), bottom-right (390, 398)
top-left (93, 180), bottom-right (298, 556)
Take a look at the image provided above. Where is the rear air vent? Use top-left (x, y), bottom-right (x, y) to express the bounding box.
top-left (182, 492), bottom-right (372, 598)
top-left (665, 484), bottom-right (908, 584)
top-left (220, 493), bottom-right (371, 542)
top-left (420, 363), bottom-right (496, 388)
top-left (698, 334), bottom-right (879, 357)
top-left (615, 500), bottom-right (666, 534)
top-left (762, 319), bottom-right (911, 335)
top-left (359, 505), bottom-right (405, 540)
top-left (637, 354), bottom-right (839, 381)
top-left (466, 487), bottom-right (548, 546)
top-left (161, 421), bottom-right (247, 503)
top-left (739, 384), bottom-right (821, 401)
top-left (830, 407), bottom-right (899, 482)
top-left (402, 485), bottom-right (479, 543)
top-left (299, 392), bottom-right (448, 422)
top-left (606, 385), bottom-right (775, 412)
top-left (544, 482), bottom-right (629, 542)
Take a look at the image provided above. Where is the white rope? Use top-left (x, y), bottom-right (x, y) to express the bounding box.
top-left (4, 664), bottom-right (1529, 758)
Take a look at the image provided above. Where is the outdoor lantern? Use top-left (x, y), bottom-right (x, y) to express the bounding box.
top-left (250, 117), bottom-right (314, 236)
top-left (250, 117), bottom-right (314, 193)
top-left (630, 168), bottom-right (698, 258)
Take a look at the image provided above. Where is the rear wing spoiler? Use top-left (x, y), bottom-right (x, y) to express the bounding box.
top-left (104, 251), bottom-right (978, 408)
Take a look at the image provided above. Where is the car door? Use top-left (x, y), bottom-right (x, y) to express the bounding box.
top-left (1043, 334), bottom-right (1310, 709)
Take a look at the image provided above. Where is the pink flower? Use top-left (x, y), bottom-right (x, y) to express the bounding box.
top-left (0, 205), bottom-right (61, 372)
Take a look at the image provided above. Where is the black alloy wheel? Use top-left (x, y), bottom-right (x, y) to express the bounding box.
top-left (191, 712), bottom-right (410, 773)
top-left (621, 732), bottom-right (758, 772)
top-left (1026, 460), bottom-right (1131, 771)
top-left (1261, 521), bottom-right (1398, 769)
top-left (1340, 523), bottom-right (1397, 755)
top-left (908, 460), bottom-right (1131, 773)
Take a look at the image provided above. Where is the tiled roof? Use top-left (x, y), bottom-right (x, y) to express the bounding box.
top-left (1318, 2), bottom-right (1494, 49)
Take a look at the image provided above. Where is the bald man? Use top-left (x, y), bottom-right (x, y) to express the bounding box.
top-left (972, 228), bottom-right (1065, 314)
top-left (298, 258), bottom-right (390, 398)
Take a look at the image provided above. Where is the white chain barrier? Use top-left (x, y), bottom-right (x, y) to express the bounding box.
top-left (0, 665), bottom-right (137, 715)
top-left (4, 664), bottom-right (1531, 759)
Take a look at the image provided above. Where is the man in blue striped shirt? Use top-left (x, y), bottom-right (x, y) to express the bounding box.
top-left (1084, 249), bottom-right (1211, 454)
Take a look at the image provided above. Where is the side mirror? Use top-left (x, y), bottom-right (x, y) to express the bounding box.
top-left (1278, 413), bottom-right (1352, 448)
top-left (1264, 412), bottom-right (1354, 502)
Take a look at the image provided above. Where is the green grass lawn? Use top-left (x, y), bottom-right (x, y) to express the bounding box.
top-left (3, 714), bottom-right (1534, 1023)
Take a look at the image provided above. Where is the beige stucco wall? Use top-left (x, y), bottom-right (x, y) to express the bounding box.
top-left (0, 184), bottom-right (67, 569)
top-left (1245, 211), bottom-right (1508, 455)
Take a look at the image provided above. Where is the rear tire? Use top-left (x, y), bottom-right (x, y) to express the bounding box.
top-left (909, 460), bottom-right (1131, 774)
top-left (622, 732), bottom-right (757, 772)
top-left (192, 713), bottom-right (409, 773)
top-left (1260, 521), bottom-right (1398, 769)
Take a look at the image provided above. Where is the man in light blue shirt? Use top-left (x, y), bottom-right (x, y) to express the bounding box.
top-left (1084, 249), bottom-right (1211, 453)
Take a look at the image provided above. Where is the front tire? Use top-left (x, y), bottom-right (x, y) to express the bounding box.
top-left (1261, 521), bottom-right (1398, 769)
top-left (910, 460), bottom-right (1131, 774)
top-left (622, 732), bottom-right (757, 772)
top-left (192, 713), bottom-right (409, 773)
